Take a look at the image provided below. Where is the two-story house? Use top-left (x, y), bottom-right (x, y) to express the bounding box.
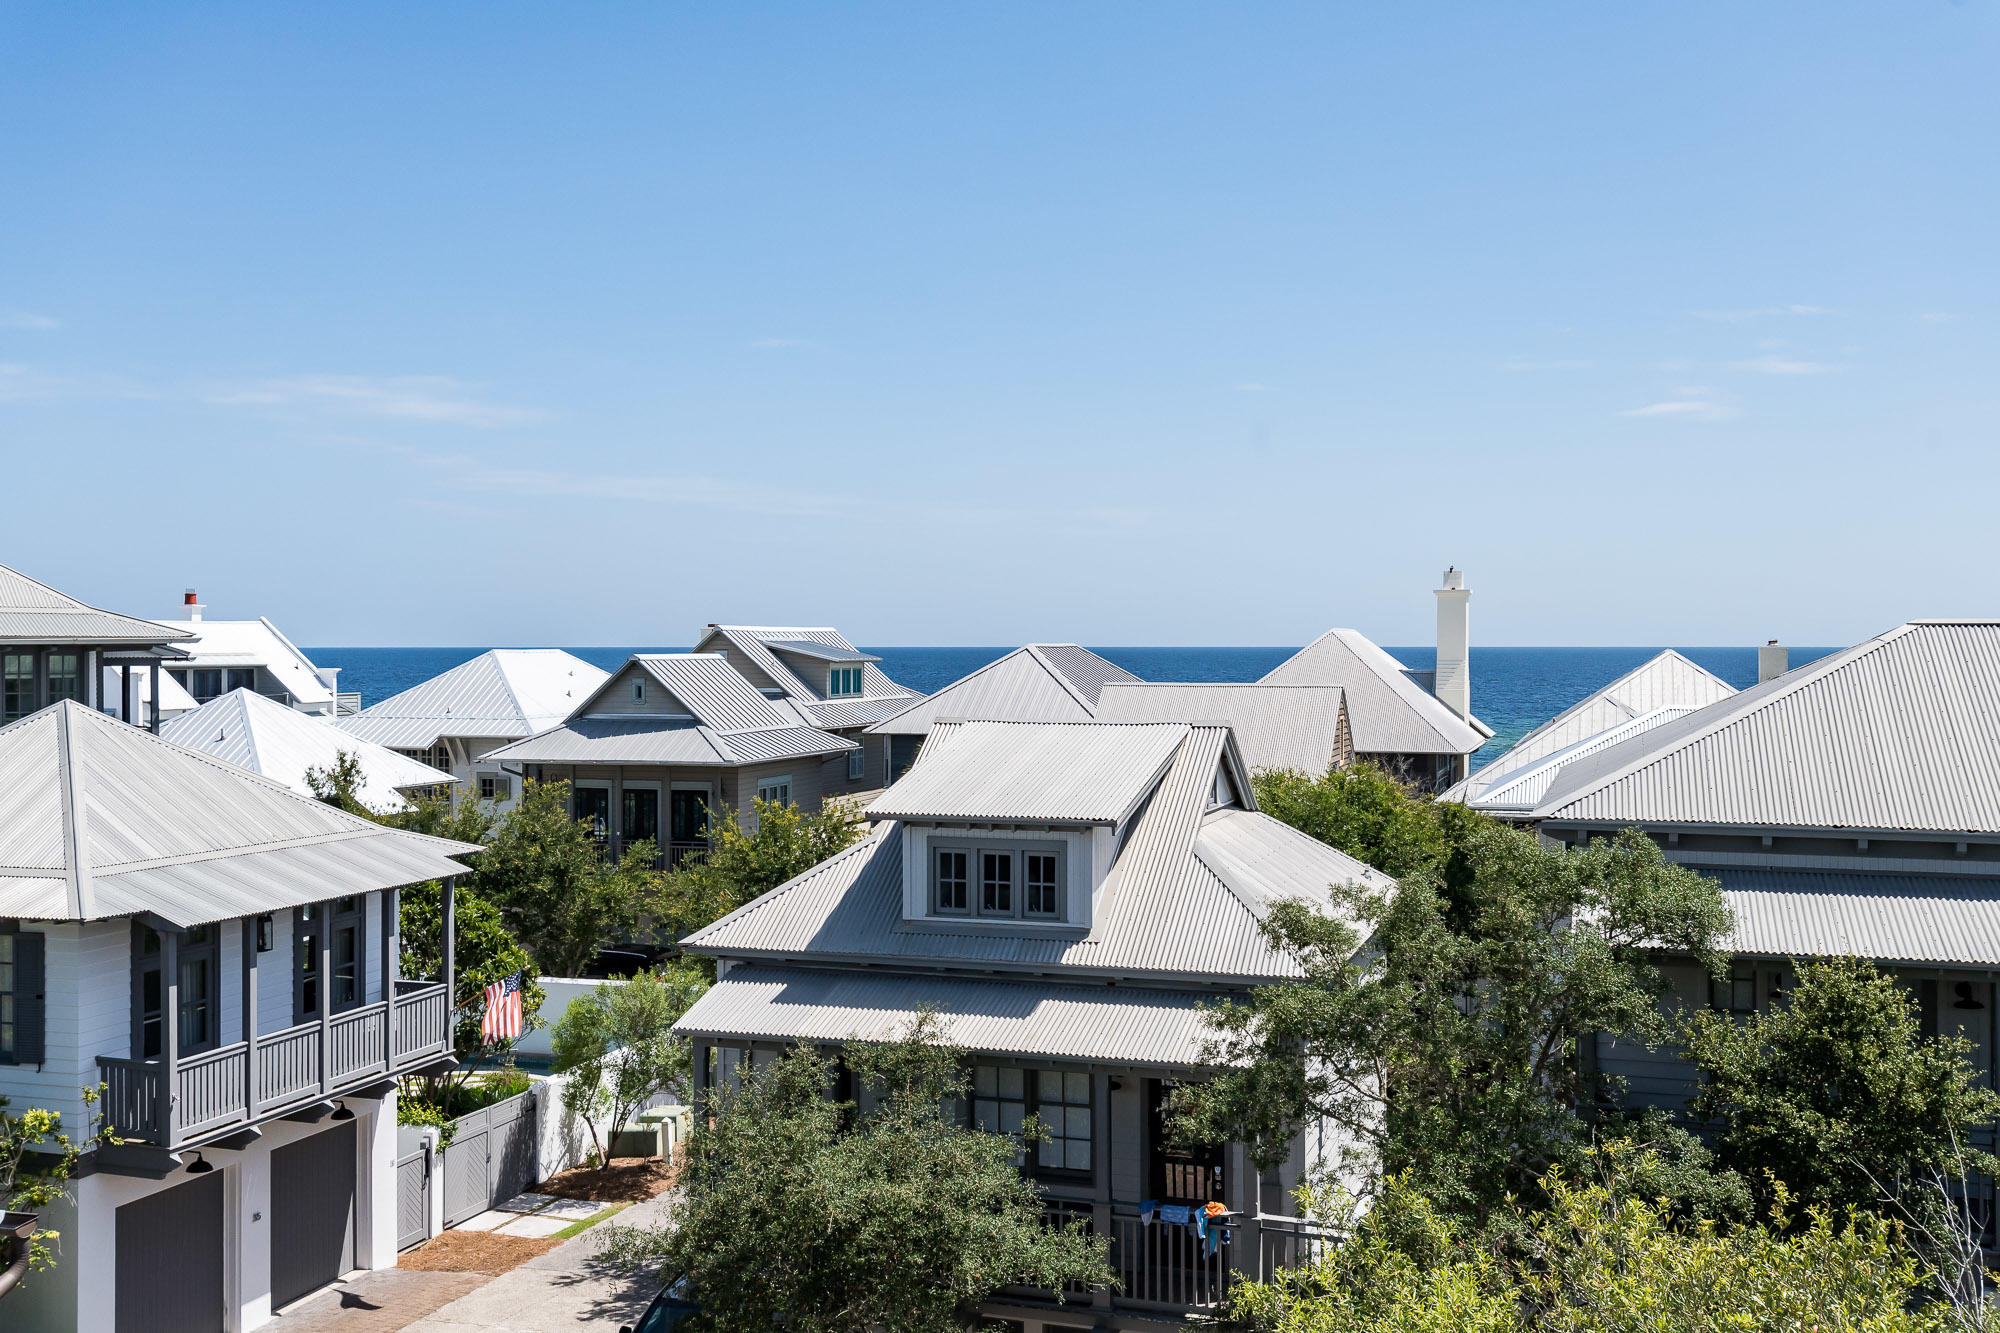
top-left (481, 653), bottom-right (868, 864)
top-left (149, 590), bottom-right (354, 717)
top-left (335, 648), bottom-right (611, 813)
top-left (0, 561), bottom-right (192, 731)
top-left (0, 701), bottom-right (476, 1333)
top-left (675, 718), bottom-right (1390, 1328)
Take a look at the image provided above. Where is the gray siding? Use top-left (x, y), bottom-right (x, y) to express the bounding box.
top-left (591, 662), bottom-right (693, 717)
top-left (1597, 960), bottom-right (1709, 1113)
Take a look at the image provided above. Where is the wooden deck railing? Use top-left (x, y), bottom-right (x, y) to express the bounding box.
top-left (1109, 1205), bottom-right (1234, 1310)
top-left (97, 981), bottom-right (452, 1150)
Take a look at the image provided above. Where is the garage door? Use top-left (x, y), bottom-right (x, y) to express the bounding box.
top-left (116, 1172), bottom-right (225, 1333)
top-left (271, 1121), bottom-right (358, 1310)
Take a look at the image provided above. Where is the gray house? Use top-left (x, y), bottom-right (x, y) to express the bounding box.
top-left (0, 561), bottom-right (192, 730)
top-left (0, 700), bottom-right (475, 1333)
top-left (676, 718), bottom-right (1388, 1327)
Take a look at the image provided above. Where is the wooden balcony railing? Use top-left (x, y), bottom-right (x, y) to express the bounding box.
top-left (97, 981), bottom-right (451, 1150)
top-left (1109, 1204), bottom-right (1234, 1310)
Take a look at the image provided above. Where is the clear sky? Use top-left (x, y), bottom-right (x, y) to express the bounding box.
top-left (3, 4), bottom-right (1994, 648)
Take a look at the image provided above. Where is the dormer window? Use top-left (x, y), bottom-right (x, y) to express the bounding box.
top-left (830, 666), bottom-right (864, 697)
top-left (931, 839), bottom-right (1066, 922)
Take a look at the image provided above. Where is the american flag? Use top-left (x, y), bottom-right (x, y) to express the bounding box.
top-left (480, 971), bottom-right (525, 1044)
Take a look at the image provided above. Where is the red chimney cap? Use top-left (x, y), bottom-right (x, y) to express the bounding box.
top-left (184, 590), bottom-right (199, 604)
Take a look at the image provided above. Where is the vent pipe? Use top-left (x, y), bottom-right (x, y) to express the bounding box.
top-left (1758, 639), bottom-right (1788, 684)
top-left (1434, 568), bottom-right (1472, 721)
top-left (181, 589), bottom-right (203, 623)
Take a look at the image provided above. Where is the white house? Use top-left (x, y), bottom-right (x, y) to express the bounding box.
top-left (0, 700), bottom-right (475, 1333)
top-left (148, 591), bottom-right (350, 717)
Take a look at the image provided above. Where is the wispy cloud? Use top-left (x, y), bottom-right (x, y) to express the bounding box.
top-left (441, 459), bottom-right (853, 518)
top-left (1732, 355), bottom-right (1838, 376)
top-left (207, 374), bottom-right (546, 427)
top-left (1620, 387), bottom-right (1737, 421)
top-left (0, 310), bottom-right (58, 330)
top-left (1692, 304), bottom-right (1834, 323)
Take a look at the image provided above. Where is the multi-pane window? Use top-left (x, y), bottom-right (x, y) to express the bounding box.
top-left (756, 777), bottom-right (793, 807)
top-left (829, 667), bottom-right (864, 697)
top-left (970, 1065), bottom-right (1092, 1175)
top-left (847, 748), bottom-right (864, 782)
top-left (178, 925), bottom-right (214, 1051)
top-left (479, 773), bottom-right (512, 802)
top-left (296, 904), bottom-right (321, 1021)
top-left (2, 654), bottom-right (33, 723)
top-left (981, 852), bottom-right (1013, 913)
top-left (225, 667), bottom-right (256, 693)
top-left (0, 933), bottom-right (14, 1060)
top-left (46, 653), bottom-right (82, 705)
top-left (935, 850), bottom-right (969, 912)
top-left (1025, 852), bottom-right (1060, 918)
top-left (188, 668), bottom-right (224, 702)
top-left (136, 923), bottom-right (217, 1057)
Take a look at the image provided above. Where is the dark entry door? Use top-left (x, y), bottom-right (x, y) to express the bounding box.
top-left (116, 1171), bottom-right (225, 1333)
top-left (623, 787), bottom-right (660, 846)
top-left (574, 786), bottom-right (611, 844)
top-left (1148, 1078), bottom-right (1225, 1204)
top-left (272, 1121), bottom-right (358, 1310)
top-left (670, 788), bottom-right (708, 843)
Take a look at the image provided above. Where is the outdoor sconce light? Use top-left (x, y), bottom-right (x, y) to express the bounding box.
top-left (1954, 982), bottom-right (1987, 1011)
top-left (184, 1152), bottom-right (214, 1175)
top-left (256, 914), bottom-right (274, 952)
top-left (330, 1101), bottom-right (355, 1122)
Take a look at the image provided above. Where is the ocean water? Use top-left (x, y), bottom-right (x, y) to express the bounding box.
top-left (308, 644), bottom-right (1836, 770)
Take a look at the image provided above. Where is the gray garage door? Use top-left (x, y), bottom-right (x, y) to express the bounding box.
top-left (272, 1121), bottom-right (358, 1310)
top-left (116, 1171), bottom-right (225, 1333)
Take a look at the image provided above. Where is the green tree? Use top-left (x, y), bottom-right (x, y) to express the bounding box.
top-left (399, 879), bottom-right (546, 1060)
top-left (304, 749), bottom-right (373, 816)
top-left (1683, 957), bottom-right (2000, 1231)
top-left (601, 1016), bottom-right (1113, 1332)
top-left (550, 964), bottom-right (709, 1165)
top-left (1171, 808), bottom-right (1733, 1233)
top-left (1251, 762), bottom-right (1461, 880)
top-left (1, 1088), bottom-right (112, 1291)
top-left (658, 796), bottom-right (865, 946)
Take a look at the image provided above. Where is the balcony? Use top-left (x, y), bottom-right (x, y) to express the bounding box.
top-left (98, 980), bottom-right (452, 1151)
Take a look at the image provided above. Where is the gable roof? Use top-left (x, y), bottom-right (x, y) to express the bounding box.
top-left (0, 563), bottom-right (193, 647)
top-left (866, 644), bottom-right (1140, 737)
top-left (1532, 621), bottom-right (2000, 833)
top-left (160, 689), bottom-right (453, 813)
top-left (695, 626), bottom-right (920, 728)
top-left (148, 616), bottom-right (337, 707)
top-left (866, 719), bottom-right (1189, 825)
top-left (685, 722), bottom-right (1390, 984)
top-left (1443, 650), bottom-right (1735, 808)
top-left (334, 649), bottom-right (610, 752)
top-left (1261, 628), bottom-right (1490, 754)
top-left (0, 701), bottom-right (477, 925)
top-left (1095, 683), bottom-right (1351, 775)
top-left (481, 653), bottom-right (858, 767)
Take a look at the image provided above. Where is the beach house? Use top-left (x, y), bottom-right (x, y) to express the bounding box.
top-left (0, 561), bottom-right (192, 730)
top-left (148, 590), bottom-right (354, 718)
top-left (161, 688), bottom-right (455, 813)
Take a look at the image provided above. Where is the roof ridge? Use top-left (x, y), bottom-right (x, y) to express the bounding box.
top-left (1022, 644), bottom-right (1102, 714)
top-left (863, 646), bottom-right (1033, 732)
top-left (57, 704), bottom-right (91, 916)
top-left (231, 689), bottom-right (265, 777)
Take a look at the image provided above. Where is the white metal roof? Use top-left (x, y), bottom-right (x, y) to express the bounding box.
top-left (677, 966), bottom-right (1221, 1066)
top-left (865, 719), bottom-right (1188, 825)
top-left (696, 626), bottom-right (918, 712)
top-left (1261, 628), bottom-right (1490, 755)
top-left (866, 644), bottom-right (1139, 737)
top-left (160, 690), bottom-right (454, 813)
top-left (148, 615), bottom-right (337, 707)
top-left (0, 563), bottom-right (194, 646)
top-left (1451, 707), bottom-right (1700, 814)
top-left (760, 639), bottom-right (882, 664)
top-left (335, 649), bottom-right (610, 752)
top-left (0, 701), bottom-right (477, 926)
top-left (99, 662), bottom-right (199, 722)
top-left (1095, 683), bottom-right (1351, 775)
top-left (1442, 650), bottom-right (1735, 807)
top-left (1713, 869), bottom-right (2000, 967)
top-left (1533, 622), bottom-right (2000, 833)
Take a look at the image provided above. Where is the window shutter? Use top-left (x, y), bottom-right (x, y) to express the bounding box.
top-left (14, 931), bottom-right (45, 1066)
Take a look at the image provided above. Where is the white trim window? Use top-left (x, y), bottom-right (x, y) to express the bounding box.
top-left (756, 775), bottom-right (793, 807)
top-left (931, 839), bottom-right (1066, 922)
top-left (829, 666), bottom-right (863, 697)
top-left (847, 748), bottom-right (865, 782)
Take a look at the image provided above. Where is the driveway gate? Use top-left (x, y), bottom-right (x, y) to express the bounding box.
top-left (440, 1088), bottom-right (539, 1227)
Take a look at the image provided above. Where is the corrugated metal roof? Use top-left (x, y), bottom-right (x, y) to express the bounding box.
top-left (630, 654), bottom-right (794, 733)
top-left (0, 563), bottom-right (193, 646)
top-left (866, 645), bottom-right (1120, 736)
top-left (1096, 683), bottom-right (1350, 774)
top-left (676, 966), bottom-right (1222, 1066)
top-left (719, 725), bottom-right (857, 763)
top-left (1033, 644), bottom-right (1142, 705)
top-left (1534, 622), bottom-right (2000, 832)
top-left (335, 649), bottom-right (609, 751)
top-left (801, 695), bottom-right (924, 729)
top-left (697, 626), bottom-right (919, 711)
top-left (865, 720), bottom-right (1187, 824)
top-left (0, 701), bottom-right (477, 926)
top-left (686, 725), bottom-right (1386, 983)
top-left (1454, 707), bottom-right (1698, 813)
top-left (481, 717), bottom-right (728, 765)
top-left (761, 639), bottom-right (882, 663)
top-left (1261, 628), bottom-right (1489, 754)
top-left (160, 690), bottom-right (453, 813)
top-left (1710, 869), bottom-right (2000, 966)
top-left (146, 616), bottom-right (337, 706)
top-left (1444, 651), bottom-right (1736, 805)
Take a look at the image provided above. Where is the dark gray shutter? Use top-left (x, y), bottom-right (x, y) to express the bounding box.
top-left (13, 931), bottom-right (44, 1066)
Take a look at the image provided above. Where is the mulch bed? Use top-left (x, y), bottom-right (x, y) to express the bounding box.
top-left (533, 1155), bottom-right (677, 1204)
top-left (398, 1229), bottom-right (561, 1275)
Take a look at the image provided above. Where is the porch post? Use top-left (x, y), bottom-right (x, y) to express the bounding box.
top-left (161, 928), bottom-right (180, 1145)
top-left (319, 901), bottom-right (333, 1095)
top-left (148, 661), bottom-right (161, 732)
top-left (120, 665), bottom-right (132, 725)
top-left (243, 916), bottom-right (259, 1119)
top-left (1225, 1139), bottom-right (1258, 1281)
top-left (383, 887), bottom-right (399, 1071)
top-left (442, 877), bottom-right (457, 1013)
top-left (1092, 1069), bottom-right (1113, 1313)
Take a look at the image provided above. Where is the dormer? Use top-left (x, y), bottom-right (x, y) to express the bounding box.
top-left (865, 720), bottom-right (1249, 933)
top-left (761, 639), bottom-right (883, 700)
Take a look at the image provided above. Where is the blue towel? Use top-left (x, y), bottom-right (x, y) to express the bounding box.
top-left (1158, 1204), bottom-right (1192, 1226)
top-left (1139, 1199), bottom-right (1157, 1225)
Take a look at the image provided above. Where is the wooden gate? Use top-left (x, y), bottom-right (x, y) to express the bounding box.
top-left (396, 1126), bottom-right (434, 1251)
top-left (440, 1088), bottom-right (539, 1227)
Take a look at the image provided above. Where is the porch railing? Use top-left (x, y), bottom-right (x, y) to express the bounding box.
top-left (1257, 1212), bottom-right (1337, 1279)
top-left (1110, 1204), bottom-right (1234, 1310)
top-left (97, 981), bottom-right (452, 1150)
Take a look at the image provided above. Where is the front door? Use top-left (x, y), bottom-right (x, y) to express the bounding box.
top-left (670, 788), bottom-right (709, 845)
top-left (623, 787), bottom-right (660, 849)
top-left (1148, 1078), bottom-right (1225, 1204)
top-left (574, 786), bottom-right (611, 845)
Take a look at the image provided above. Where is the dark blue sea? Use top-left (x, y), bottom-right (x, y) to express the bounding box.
top-left (309, 645), bottom-right (1836, 768)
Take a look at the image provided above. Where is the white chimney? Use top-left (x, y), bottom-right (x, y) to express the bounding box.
top-left (1758, 639), bottom-right (1787, 684)
top-left (180, 589), bottom-right (204, 623)
top-left (1434, 567), bottom-right (1471, 721)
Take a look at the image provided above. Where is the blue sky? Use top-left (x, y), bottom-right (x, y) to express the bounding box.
top-left (3, 4), bottom-right (1994, 647)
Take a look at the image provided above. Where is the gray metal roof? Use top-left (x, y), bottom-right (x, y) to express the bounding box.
top-left (677, 965), bottom-right (1221, 1066)
top-left (483, 716), bottom-right (854, 766)
top-left (0, 701), bottom-right (478, 927)
top-left (1261, 628), bottom-right (1489, 755)
top-left (760, 639), bottom-right (882, 664)
top-left (1533, 622), bottom-right (2000, 833)
top-left (1450, 707), bottom-right (1699, 814)
top-left (624, 654), bottom-right (796, 732)
top-left (335, 649), bottom-right (609, 751)
top-left (1095, 683), bottom-right (1351, 775)
top-left (866, 645), bottom-right (1135, 737)
top-left (865, 720), bottom-right (1187, 825)
top-left (0, 563), bottom-right (194, 647)
top-left (1443, 650), bottom-right (1735, 806)
top-left (696, 626), bottom-right (918, 711)
top-left (686, 724), bottom-right (1386, 984)
top-left (800, 695), bottom-right (925, 729)
top-left (1711, 868), bottom-right (2000, 967)
top-left (160, 689), bottom-right (453, 812)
